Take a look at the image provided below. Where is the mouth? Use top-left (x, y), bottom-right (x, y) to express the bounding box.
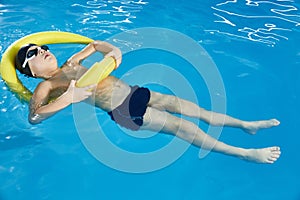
top-left (44, 54), bottom-right (50, 59)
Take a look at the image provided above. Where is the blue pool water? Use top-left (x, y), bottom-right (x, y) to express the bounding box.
top-left (1, 0), bottom-right (300, 199)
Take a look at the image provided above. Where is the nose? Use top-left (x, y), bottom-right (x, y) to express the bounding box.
top-left (39, 48), bottom-right (46, 54)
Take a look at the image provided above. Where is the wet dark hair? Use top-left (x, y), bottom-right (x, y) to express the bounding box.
top-left (15, 43), bottom-right (37, 78)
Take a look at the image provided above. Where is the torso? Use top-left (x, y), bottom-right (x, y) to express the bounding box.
top-left (46, 62), bottom-right (131, 112)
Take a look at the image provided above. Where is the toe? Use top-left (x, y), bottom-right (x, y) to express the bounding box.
top-left (271, 146), bottom-right (280, 151)
top-left (273, 151), bottom-right (281, 156)
top-left (266, 160), bottom-right (274, 164)
top-left (269, 157), bottom-right (278, 162)
top-left (274, 119), bottom-right (280, 125)
top-left (271, 119), bottom-right (280, 126)
top-left (271, 154), bottom-right (280, 158)
top-left (267, 156), bottom-right (278, 162)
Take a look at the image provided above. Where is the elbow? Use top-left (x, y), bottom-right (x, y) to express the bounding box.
top-left (93, 40), bottom-right (106, 46)
top-left (28, 113), bottom-right (44, 125)
top-left (92, 40), bottom-right (105, 49)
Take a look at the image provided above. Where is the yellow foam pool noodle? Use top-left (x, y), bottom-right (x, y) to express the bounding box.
top-left (76, 57), bottom-right (116, 88)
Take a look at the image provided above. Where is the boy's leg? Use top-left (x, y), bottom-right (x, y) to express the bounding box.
top-left (148, 91), bottom-right (280, 134)
top-left (141, 107), bottom-right (281, 164)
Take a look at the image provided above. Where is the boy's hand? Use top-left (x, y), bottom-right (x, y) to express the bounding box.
top-left (104, 47), bottom-right (122, 69)
top-left (65, 80), bottom-right (96, 103)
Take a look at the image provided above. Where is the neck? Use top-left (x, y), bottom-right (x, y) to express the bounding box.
top-left (42, 68), bottom-right (62, 80)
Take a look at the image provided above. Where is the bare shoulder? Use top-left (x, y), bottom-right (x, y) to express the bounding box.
top-left (33, 80), bottom-right (53, 96)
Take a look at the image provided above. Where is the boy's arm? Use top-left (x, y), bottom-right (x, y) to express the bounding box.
top-left (66, 40), bottom-right (122, 68)
top-left (29, 80), bottom-right (95, 124)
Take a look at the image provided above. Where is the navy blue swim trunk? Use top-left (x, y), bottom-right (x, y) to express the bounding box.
top-left (107, 85), bottom-right (151, 131)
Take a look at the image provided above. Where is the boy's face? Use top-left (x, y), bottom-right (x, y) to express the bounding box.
top-left (27, 45), bottom-right (58, 77)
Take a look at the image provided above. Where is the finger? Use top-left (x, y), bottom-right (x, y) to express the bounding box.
top-left (86, 91), bottom-right (93, 96)
top-left (85, 84), bottom-right (97, 91)
top-left (104, 52), bottom-right (114, 58)
top-left (115, 58), bottom-right (120, 67)
top-left (89, 84), bottom-right (97, 88)
top-left (80, 94), bottom-right (91, 101)
top-left (113, 59), bottom-right (120, 69)
top-left (70, 80), bottom-right (76, 86)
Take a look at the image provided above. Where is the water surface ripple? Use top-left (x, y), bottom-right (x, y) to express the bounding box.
top-left (206, 0), bottom-right (300, 46)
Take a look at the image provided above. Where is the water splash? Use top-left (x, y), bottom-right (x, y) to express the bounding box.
top-left (206, 0), bottom-right (300, 46)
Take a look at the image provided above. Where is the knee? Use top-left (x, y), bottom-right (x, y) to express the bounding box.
top-left (163, 116), bottom-right (182, 134)
top-left (166, 118), bottom-right (197, 137)
top-left (199, 109), bottom-right (214, 124)
top-left (163, 95), bottom-right (181, 112)
top-left (168, 117), bottom-right (181, 132)
top-left (176, 120), bottom-right (199, 142)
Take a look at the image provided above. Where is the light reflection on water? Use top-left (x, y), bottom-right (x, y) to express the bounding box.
top-left (206, 0), bottom-right (300, 46)
top-left (70, 0), bottom-right (148, 36)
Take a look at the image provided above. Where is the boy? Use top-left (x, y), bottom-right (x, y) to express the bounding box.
top-left (15, 41), bottom-right (281, 164)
